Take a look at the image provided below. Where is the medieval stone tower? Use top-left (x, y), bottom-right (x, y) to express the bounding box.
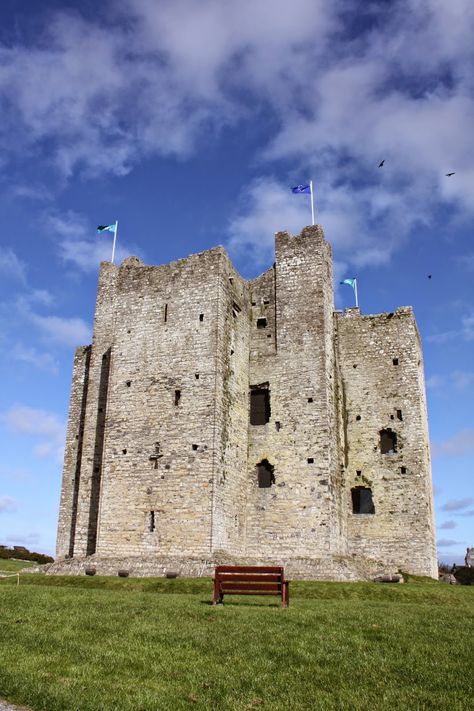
top-left (53, 225), bottom-right (437, 579)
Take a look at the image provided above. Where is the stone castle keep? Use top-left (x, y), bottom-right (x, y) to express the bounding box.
top-left (53, 225), bottom-right (437, 580)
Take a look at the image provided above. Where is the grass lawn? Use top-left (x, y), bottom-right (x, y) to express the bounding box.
top-left (0, 575), bottom-right (473, 711)
top-left (0, 559), bottom-right (38, 573)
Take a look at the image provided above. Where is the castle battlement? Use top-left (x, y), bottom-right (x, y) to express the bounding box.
top-left (53, 225), bottom-right (437, 580)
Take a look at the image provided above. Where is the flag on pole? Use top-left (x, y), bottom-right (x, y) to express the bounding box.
top-left (97, 220), bottom-right (119, 264)
top-left (340, 278), bottom-right (356, 289)
top-left (340, 278), bottom-right (359, 307)
top-left (291, 184), bottom-right (311, 194)
top-left (97, 224), bottom-right (116, 234)
top-left (291, 181), bottom-right (315, 224)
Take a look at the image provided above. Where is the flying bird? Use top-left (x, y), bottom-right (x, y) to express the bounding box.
top-left (378, 160), bottom-right (385, 168)
top-left (445, 172), bottom-right (455, 176)
top-left (428, 275), bottom-right (432, 279)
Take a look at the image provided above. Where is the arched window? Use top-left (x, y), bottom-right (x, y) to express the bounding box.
top-left (256, 459), bottom-right (275, 488)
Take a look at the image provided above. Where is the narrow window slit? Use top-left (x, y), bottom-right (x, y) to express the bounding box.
top-left (149, 511), bottom-right (156, 532)
top-left (174, 390), bottom-right (181, 406)
top-left (164, 303), bottom-right (168, 323)
top-left (199, 313), bottom-right (204, 322)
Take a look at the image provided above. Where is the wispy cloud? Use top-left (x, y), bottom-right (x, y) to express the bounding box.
top-left (5, 533), bottom-right (40, 546)
top-left (438, 520), bottom-right (457, 530)
top-left (440, 497), bottom-right (474, 512)
top-left (44, 210), bottom-right (143, 272)
top-left (427, 311), bottom-right (474, 344)
top-left (426, 370), bottom-right (474, 392)
top-left (0, 404), bottom-right (66, 464)
top-left (437, 538), bottom-right (463, 548)
top-left (10, 344), bottom-right (59, 375)
top-left (0, 496), bottom-right (17, 513)
top-left (0, 247), bottom-right (27, 284)
top-left (432, 430), bottom-right (474, 458)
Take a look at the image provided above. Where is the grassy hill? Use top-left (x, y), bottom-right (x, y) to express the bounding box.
top-left (0, 559), bottom-right (38, 573)
top-left (0, 575), bottom-right (472, 710)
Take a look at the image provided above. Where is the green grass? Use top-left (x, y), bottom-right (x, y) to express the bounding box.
top-left (0, 559), bottom-right (38, 573)
top-left (0, 575), bottom-right (473, 711)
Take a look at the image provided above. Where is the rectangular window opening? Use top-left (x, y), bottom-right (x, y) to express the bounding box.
top-left (256, 317), bottom-right (267, 329)
top-left (199, 313), bottom-right (204, 322)
top-left (164, 303), bottom-right (168, 323)
top-left (397, 409), bottom-right (403, 421)
top-left (250, 385), bottom-right (271, 425)
top-left (352, 487), bottom-right (375, 514)
top-left (392, 358), bottom-right (399, 365)
top-left (174, 389), bottom-right (181, 406)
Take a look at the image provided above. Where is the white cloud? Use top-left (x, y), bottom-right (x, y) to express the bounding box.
top-left (0, 0), bottom-right (474, 269)
top-left (432, 430), bottom-right (474, 458)
top-left (0, 496), bottom-right (17, 513)
top-left (0, 248), bottom-right (27, 283)
top-left (11, 344), bottom-right (59, 375)
top-left (0, 404), bottom-right (66, 464)
top-left (30, 313), bottom-right (91, 347)
top-left (44, 210), bottom-right (143, 272)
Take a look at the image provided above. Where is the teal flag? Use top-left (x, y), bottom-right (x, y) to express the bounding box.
top-left (340, 278), bottom-right (356, 289)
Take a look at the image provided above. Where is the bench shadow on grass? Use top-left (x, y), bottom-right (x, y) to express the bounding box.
top-left (200, 599), bottom-right (283, 608)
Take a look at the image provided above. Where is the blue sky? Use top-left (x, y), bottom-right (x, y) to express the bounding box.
top-left (0, 0), bottom-right (472, 564)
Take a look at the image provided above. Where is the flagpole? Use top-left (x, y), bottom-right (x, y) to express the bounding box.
top-left (310, 180), bottom-right (315, 225)
top-left (354, 278), bottom-right (359, 308)
top-left (111, 220), bottom-right (118, 264)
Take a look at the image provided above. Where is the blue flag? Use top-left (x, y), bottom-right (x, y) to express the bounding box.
top-left (340, 279), bottom-right (356, 289)
top-left (97, 224), bottom-right (116, 234)
top-left (292, 184), bottom-right (311, 194)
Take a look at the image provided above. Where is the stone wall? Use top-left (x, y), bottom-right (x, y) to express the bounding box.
top-left (55, 225), bottom-right (437, 580)
top-left (335, 307), bottom-right (437, 577)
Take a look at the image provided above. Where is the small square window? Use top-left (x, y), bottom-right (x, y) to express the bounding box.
top-left (308, 397), bottom-right (313, 403)
top-left (393, 358), bottom-right (399, 366)
top-left (257, 317), bottom-right (267, 329)
top-left (307, 458), bottom-right (314, 464)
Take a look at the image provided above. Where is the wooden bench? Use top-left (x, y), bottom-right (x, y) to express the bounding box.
top-left (212, 565), bottom-right (289, 607)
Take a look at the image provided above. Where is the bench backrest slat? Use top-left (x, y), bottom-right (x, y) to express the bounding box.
top-left (215, 566), bottom-right (284, 575)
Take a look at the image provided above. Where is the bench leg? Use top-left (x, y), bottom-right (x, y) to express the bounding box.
top-left (282, 581), bottom-right (289, 608)
top-left (212, 579), bottom-right (221, 605)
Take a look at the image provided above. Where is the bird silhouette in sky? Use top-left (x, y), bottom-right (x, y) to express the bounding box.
top-left (445, 172), bottom-right (455, 176)
top-left (428, 275), bottom-right (432, 279)
top-left (378, 159), bottom-right (385, 168)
